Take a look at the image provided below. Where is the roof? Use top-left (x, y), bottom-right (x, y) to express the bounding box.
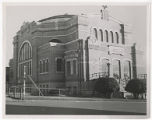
top-left (38, 14), bottom-right (76, 22)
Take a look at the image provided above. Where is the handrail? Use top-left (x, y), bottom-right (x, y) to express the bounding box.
top-left (26, 75), bottom-right (44, 96)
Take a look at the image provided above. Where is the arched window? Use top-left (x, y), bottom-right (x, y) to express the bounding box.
top-left (56, 58), bottom-right (64, 72)
top-left (99, 29), bottom-right (103, 42)
top-left (115, 32), bottom-right (119, 44)
top-left (46, 59), bottom-right (49, 72)
top-left (19, 42), bottom-right (32, 62)
top-left (100, 10), bottom-right (103, 19)
top-left (39, 60), bottom-right (42, 73)
top-left (105, 30), bottom-right (108, 42)
top-left (124, 61), bottom-right (131, 81)
top-left (29, 61), bottom-right (31, 75)
top-left (73, 60), bottom-right (77, 74)
top-left (101, 59), bottom-right (109, 77)
top-left (93, 28), bottom-right (98, 40)
top-left (113, 59), bottom-right (121, 83)
top-left (18, 41), bottom-right (32, 78)
top-left (43, 59), bottom-right (45, 73)
top-left (39, 58), bottom-right (49, 73)
top-left (110, 31), bottom-right (114, 43)
top-left (67, 61), bottom-right (71, 75)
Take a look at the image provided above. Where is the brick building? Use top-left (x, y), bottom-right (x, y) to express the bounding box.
top-left (11, 7), bottom-right (136, 95)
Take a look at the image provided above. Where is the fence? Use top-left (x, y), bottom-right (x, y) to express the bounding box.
top-left (8, 86), bottom-right (23, 99)
top-left (8, 74), bottom-right (68, 99)
top-left (8, 86), bottom-right (66, 100)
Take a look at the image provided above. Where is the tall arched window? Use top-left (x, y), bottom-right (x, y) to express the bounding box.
top-left (93, 28), bottom-right (98, 40)
top-left (67, 61), bottom-right (71, 75)
top-left (43, 59), bottom-right (45, 72)
top-left (99, 29), bottom-right (103, 42)
top-left (113, 59), bottom-right (121, 83)
top-left (115, 32), bottom-right (119, 44)
top-left (46, 59), bottom-right (49, 72)
top-left (40, 60), bottom-right (42, 73)
top-left (124, 61), bottom-right (131, 81)
top-left (56, 58), bottom-right (64, 72)
top-left (39, 58), bottom-right (49, 73)
top-left (19, 42), bottom-right (32, 61)
top-left (110, 31), bottom-right (114, 43)
top-left (18, 41), bottom-right (32, 78)
top-left (101, 59), bottom-right (109, 77)
top-left (105, 30), bottom-right (108, 42)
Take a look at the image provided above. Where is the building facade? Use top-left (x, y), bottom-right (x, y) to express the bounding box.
top-left (11, 7), bottom-right (136, 95)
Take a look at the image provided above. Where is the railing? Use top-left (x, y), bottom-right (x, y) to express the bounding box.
top-left (8, 86), bottom-right (23, 99)
top-left (27, 75), bottom-right (43, 96)
top-left (90, 73), bottom-right (147, 80)
top-left (138, 74), bottom-right (147, 80)
top-left (8, 75), bottom-right (66, 99)
top-left (28, 87), bottom-right (66, 96)
top-left (8, 86), bottom-right (66, 100)
top-left (89, 72), bottom-right (108, 80)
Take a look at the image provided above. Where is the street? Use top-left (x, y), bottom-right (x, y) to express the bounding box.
top-left (6, 97), bottom-right (147, 115)
top-left (6, 105), bottom-right (145, 115)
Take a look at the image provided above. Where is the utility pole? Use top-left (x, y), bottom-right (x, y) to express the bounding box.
top-left (131, 43), bottom-right (137, 79)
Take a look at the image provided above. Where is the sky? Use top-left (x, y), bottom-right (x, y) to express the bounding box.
top-left (4, 4), bottom-right (147, 73)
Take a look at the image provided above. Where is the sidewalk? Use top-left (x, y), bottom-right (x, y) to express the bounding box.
top-left (6, 95), bottom-right (147, 115)
top-left (6, 95), bottom-right (147, 102)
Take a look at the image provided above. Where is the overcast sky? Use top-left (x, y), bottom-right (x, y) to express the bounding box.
top-left (4, 4), bottom-right (147, 73)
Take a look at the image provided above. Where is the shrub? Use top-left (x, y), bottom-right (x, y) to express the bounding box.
top-left (125, 79), bottom-right (146, 99)
top-left (93, 77), bottom-right (120, 98)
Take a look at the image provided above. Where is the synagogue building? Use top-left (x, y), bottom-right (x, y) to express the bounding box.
top-left (11, 7), bottom-right (137, 95)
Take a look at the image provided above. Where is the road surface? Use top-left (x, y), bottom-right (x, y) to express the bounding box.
top-left (6, 97), bottom-right (146, 115)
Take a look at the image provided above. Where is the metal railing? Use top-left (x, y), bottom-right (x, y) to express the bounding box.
top-left (138, 74), bottom-right (147, 80)
top-left (8, 75), bottom-right (66, 99)
top-left (27, 75), bottom-right (43, 96)
top-left (89, 72), bottom-right (108, 80)
top-left (8, 86), bottom-right (23, 99)
top-left (8, 86), bottom-right (66, 100)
